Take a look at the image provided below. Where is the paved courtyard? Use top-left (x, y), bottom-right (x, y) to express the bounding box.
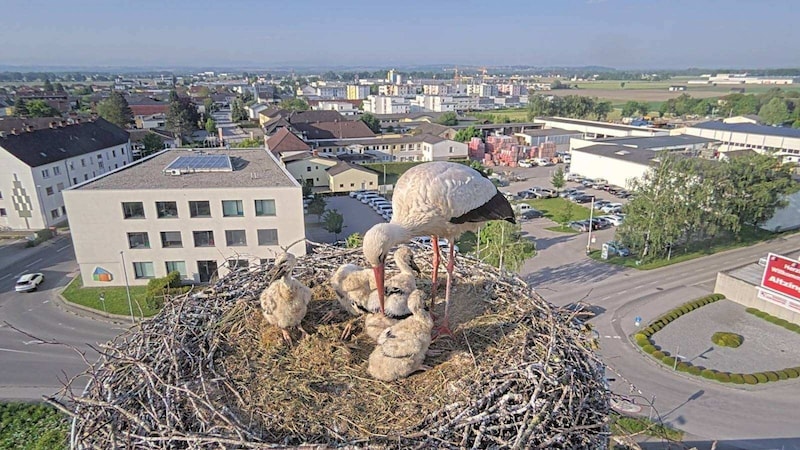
top-left (652, 299), bottom-right (800, 373)
top-left (304, 196), bottom-right (385, 243)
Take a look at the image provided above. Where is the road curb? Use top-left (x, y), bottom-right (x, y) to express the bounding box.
top-left (54, 277), bottom-right (133, 326)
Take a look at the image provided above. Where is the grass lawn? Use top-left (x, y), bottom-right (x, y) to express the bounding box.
top-left (545, 225), bottom-right (579, 234)
top-left (362, 161), bottom-right (427, 185)
top-left (0, 402), bottom-right (68, 450)
top-left (589, 228), bottom-right (798, 270)
top-left (610, 413), bottom-right (683, 441)
top-left (62, 276), bottom-right (155, 317)
top-left (523, 197), bottom-right (592, 224)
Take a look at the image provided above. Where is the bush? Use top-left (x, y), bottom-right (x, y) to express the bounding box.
top-left (766, 372), bottom-right (779, 382)
top-left (676, 362), bottom-right (690, 372)
top-left (766, 316), bottom-right (780, 324)
top-left (642, 345), bottom-right (657, 354)
top-left (745, 307), bottom-right (758, 314)
top-left (701, 369), bottom-right (717, 380)
top-left (711, 331), bottom-right (743, 348)
top-left (754, 311), bottom-right (768, 318)
top-left (787, 324), bottom-right (800, 333)
top-left (776, 371), bottom-right (789, 380)
top-left (785, 368), bottom-right (799, 378)
top-left (755, 373), bottom-right (768, 383)
top-left (662, 356), bottom-right (677, 366)
top-left (714, 372), bottom-right (731, 383)
top-left (688, 366), bottom-right (702, 376)
top-left (634, 333), bottom-right (649, 342)
top-left (743, 374), bottom-right (758, 384)
top-left (652, 351), bottom-right (665, 359)
top-left (730, 374), bottom-right (745, 384)
top-left (775, 318), bottom-right (790, 327)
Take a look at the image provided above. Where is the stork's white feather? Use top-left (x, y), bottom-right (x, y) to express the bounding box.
top-left (259, 253), bottom-right (311, 339)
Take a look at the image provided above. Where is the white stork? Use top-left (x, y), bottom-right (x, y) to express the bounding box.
top-left (362, 161), bottom-right (515, 337)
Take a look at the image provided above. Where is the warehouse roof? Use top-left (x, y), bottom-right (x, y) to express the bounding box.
top-left (535, 116), bottom-right (663, 133)
top-left (690, 121), bottom-right (800, 139)
top-left (597, 134), bottom-right (718, 149)
top-left (573, 144), bottom-right (667, 166)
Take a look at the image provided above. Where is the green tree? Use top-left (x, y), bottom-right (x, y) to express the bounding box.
top-left (205, 117), bottom-right (217, 134)
top-left (165, 90), bottom-right (199, 137)
top-left (620, 82), bottom-right (626, 89)
top-left (25, 100), bottom-right (60, 117)
top-left (360, 112), bottom-right (381, 133)
top-left (551, 166), bottom-right (565, 192)
top-left (13, 98), bottom-right (28, 117)
top-left (230, 98), bottom-right (248, 121)
top-left (475, 221), bottom-right (536, 271)
top-left (43, 78), bottom-right (53, 92)
top-left (96, 91), bottom-right (133, 128)
top-left (203, 98), bottom-right (216, 115)
top-left (594, 101), bottom-right (612, 120)
top-left (466, 159), bottom-right (492, 177)
top-left (279, 97), bottom-right (310, 111)
top-left (558, 201), bottom-right (576, 226)
top-left (322, 209), bottom-right (345, 240)
top-left (454, 125), bottom-right (481, 142)
top-left (759, 97), bottom-right (791, 125)
top-left (235, 137), bottom-right (262, 148)
top-left (346, 232), bottom-right (363, 248)
top-left (436, 111), bottom-right (458, 126)
top-left (141, 132), bottom-right (164, 157)
top-left (622, 101), bottom-right (649, 117)
top-left (53, 82), bottom-right (65, 92)
top-left (307, 196), bottom-right (327, 221)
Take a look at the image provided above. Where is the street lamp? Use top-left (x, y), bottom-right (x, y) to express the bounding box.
top-left (381, 163), bottom-right (386, 186)
top-left (586, 196), bottom-right (595, 254)
top-left (119, 251), bottom-right (136, 323)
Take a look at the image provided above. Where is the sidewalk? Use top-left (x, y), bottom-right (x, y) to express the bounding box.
top-left (0, 231), bottom-right (72, 274)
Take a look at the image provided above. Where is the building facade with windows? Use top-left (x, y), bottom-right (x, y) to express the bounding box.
top-left (63, 148), bottom-right (305, 287)
top-left (0, 118), bottom-right (131, 230)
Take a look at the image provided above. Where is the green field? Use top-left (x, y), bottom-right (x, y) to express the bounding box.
top-left (523, 198), bottom-right (592, 223)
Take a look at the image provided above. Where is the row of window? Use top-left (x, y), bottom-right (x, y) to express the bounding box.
top-left (132, 257), bottom-right (275, 282)
top-left (122, 199), bottom-right (276, 219)
top-left (127, 229), bottom-right (279, 249)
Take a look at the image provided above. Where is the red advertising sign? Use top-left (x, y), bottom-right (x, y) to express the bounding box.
top-left (760, 253), bottom-right (800, 302)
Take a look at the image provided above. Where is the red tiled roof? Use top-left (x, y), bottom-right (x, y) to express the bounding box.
top-left (266, 128), bottom-right (311, 153)
top-left (293, 120), bottom-right (375, 140)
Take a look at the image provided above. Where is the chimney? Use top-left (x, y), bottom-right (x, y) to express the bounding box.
top-left (26, 125), bottom-right (34, 132)
top-left (50, 121), bottom-right (57, 129)
top-left (10, 128), bottom-right (17, 135)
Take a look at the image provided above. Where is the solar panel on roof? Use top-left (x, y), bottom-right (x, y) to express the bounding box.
top-left (164, 155), bottom-right (233, 173)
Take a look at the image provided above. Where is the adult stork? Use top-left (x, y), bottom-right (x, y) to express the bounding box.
top-left (362, 161), bottom-right (515, 337)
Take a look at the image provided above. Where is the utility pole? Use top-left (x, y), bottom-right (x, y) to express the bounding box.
top-left (586, 196), bottom-right (595, 254)
top-left (119, 251), bottom-right (136, 323)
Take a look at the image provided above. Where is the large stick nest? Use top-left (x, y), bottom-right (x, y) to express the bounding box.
top-left (53, 242), bottom-right (610, 449)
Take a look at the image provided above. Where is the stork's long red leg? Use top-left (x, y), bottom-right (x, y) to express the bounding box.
top-left (430, 235), bottom-right (440, 302)
top-left (433, 241), bottom-right (456, 340)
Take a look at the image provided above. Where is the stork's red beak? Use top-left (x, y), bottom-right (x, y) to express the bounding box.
top-left (373, 264), bottom-right (385, 314)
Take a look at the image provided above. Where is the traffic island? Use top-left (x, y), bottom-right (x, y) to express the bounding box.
top-left (633, 294), bottom-right (800, 385)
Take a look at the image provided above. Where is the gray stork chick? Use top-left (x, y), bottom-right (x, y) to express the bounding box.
top-left (259, 253), bottom-right (311, 344)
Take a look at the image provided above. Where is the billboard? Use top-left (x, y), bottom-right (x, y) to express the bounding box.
top-left (760, 253), bottom-right (800, 302)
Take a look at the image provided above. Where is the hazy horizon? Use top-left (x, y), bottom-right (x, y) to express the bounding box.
top-left (1, 0), bottom-right (798, 70)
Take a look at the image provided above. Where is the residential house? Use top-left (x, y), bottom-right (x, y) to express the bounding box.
top-left (125, 95), bottom-right (169, 117)
top-left (327, 162), bottom-right (379, 193)
top-left (313, 134), bottom-right (467, 163)
top-left (283, 154), bottom-right (339, 188)
top-left (247, 103), bottom-right (271, 120)
top-left (0, 118), bottom-right (131, 230)
top-left (62, 148), bottom-right (305, 287)
top-left (265, 128), bottom-right (311, 156)
top-left (135, 114), bottom-right (166, 130)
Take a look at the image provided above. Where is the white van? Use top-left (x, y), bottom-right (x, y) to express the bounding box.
top-left (514, 203), bottom-right (534, 213)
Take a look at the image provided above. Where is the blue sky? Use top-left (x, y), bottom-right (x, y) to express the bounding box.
top-left (0, 0), bottom-right (797, 69)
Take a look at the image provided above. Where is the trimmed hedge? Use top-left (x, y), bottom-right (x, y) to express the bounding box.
top-left (701, 369), bottom-right (717, 380)
top-left (766, 372), bottom-right (779, 382)
top-left (662, 356), bottom-right (677, 366)
top-left (755, 373), bottom-right (768, 383)
top-left (676, 362), bottom-right (690, 372)
top-left (715, 372), bottom-right (731, 383)
top-left (743, 374), bottom-right (758, 384)
top-left (730, 374), bottom-right (745, 384)
top-left (688, 366), bottom-right (702, 376)
top-left (786, 368), bottom-right (799, 378)
top-left (642, 345), bottom-right (657, 354)
top-left (711, 331), bottom-right (743, 348)
top-left (652, 351), bottom-right (666, 359)
top-left (777, 371), bottom-right (789, 380)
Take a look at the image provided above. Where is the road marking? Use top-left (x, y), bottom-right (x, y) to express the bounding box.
top-left (619, 289), bottom-right (629, 294)
top-left (603, 335), bottom-right (621, 339)
top-left (24, 258), bottom-right (43, 269)
top-left (23, 340), bottom-right (44, 345)
top-left (42, 300), bottom-right (49, 304)
top-left (55, 243), bottom-right (72, 253)
top-left (0, 274), bottom-right (10, 281)
top-left (0, 347), bottom-right (36, 355)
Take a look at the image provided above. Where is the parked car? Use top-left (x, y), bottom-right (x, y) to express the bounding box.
top-left (355, 191), bottom-right (378, 200)
top-left (566, 173), bottom-right (583, 182)
top-left (413, 236), bottom-right (459, 252)
top-left (368, 196), bottom-right (388, 207)
top-left (573, 195), bottom-right (594, 204)
top-left (361, 194), bottom-right (382, 204)
top-left (581, 179), bottom-right (596, 187)
top-left (349, 190), bottom-right (367, 199)
top-left (592, 217), bottom-right (612, 229)
top-left (594, 200), bottom-right (612, 210)
top-left (534, 158), bottom-right (554, 167)
top-left (15, 273), bottom-right (44, 292)
top-left (605, 241), bottom-right (631, 257)
top-left (569, 220), bottom-right (591, 232)
top-left (533, 188), bottom-right (557, 199)
top-left (566, 190), bottom-right (586, 201)
top-left (518, 160), bottom-right (533, 168)
top-left (560, 188), bottom-right (581, 198)
top-left (519, 209), bottom-right (544, 219)
top-left (601, 203), bottom-right (623, 214)
top-left (615, 190), bottom-right (631, 199)
top-left (514, 203), bottom-right (536, 213)
top-left (598, 214), bottom-right (624, 226)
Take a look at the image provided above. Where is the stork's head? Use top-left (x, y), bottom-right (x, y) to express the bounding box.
top-left (394, 245), bottom-right (421, 275)
top-left (363, 223), bottom-right (409, 315)
top-left (407, 290), bottom-right (431, 319)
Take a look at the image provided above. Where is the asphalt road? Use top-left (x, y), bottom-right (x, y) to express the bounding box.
top-left (0, 238), bottom-right (126, 400)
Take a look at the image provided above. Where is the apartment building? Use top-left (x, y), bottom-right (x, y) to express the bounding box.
top-left (62, 148), bottom-right (305, 287)
top-left (0, 118), bottom-right (131, 230)
top-left (312, 134), bottom-right (468, 163)
top-left (347, 84), bottom-right (370, 100)
top-left (378, 84), bottom-right (417, 97)
top-left (362, 96), bottom-right (411, 114)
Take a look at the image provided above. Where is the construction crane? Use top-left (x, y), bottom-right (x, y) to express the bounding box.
top-left (479, 66), bottom-right (488, 83)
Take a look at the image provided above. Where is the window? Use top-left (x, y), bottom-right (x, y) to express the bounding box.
top-left (254, 199), bottom-right (276, 216)
top-left (112, 150), bottom-right (117, 157)
top-left (50, 209), bottom-right (60, 219)
top-left (228, 259), bottom-right (249, 270)
top-left (69, 162), bottom-right (74, 170)
top-left (127, 232), bottom-right (150, 249)
top-left (160, 231), bottom-right (182, 248)
top-left (165, 261), bottom-right (187, 278)
top-left (189, 201), bottom-right (211, 218)
top-left (45, 186), bottom-right (54, 195)
top-left (122, 202), bottom-right (145, 219)
top-left (222, 200), bottom-right (244, 217)
top-left (225, 229), bottom-right (247, 246)
top-left (0, 208), bottom-right (5, 217)
top-left (56, 182), bottom-right (64, 191)
top-left (61, 206), bottom-right (66, 215)
top-left (81, 158), bottom-right (86, 167)
top-left (156, 201), bottom-right (178, 218)
top-left (98, 161), bottom-right (104, 169)
top-left (193, 230), bottom-right (215, 247)
top-left (257, 229), bottom-right (279, 245)
top-left (84, 174), bottom-right (89, 181)
top-left (53, 166), bottom-right (61, 175)
top-left (197, 260), bottom-right (218, 283)
top-left (121, 147), bottom-right (125, 154)
top-left (260, 258), bottom-right (275, 266)
top-left (133, 262), bottom-right (155, 279)
top-left (41, 169), bottom-right (50, 178)
top-left (306, 166), bottom-right (311, 172)
top-left (97, 154), bottom-right (102, 160)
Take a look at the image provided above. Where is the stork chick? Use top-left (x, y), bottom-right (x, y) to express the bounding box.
top-left (259, 253), bottom-right (311, 344)
top-left (368, 290), bottom-right (434, 381)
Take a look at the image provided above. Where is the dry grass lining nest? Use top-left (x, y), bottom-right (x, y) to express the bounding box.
top-left (53, 242), bottom-right (609, 449)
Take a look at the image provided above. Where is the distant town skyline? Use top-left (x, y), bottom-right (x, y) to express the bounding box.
top-left (1, 0), bottom-right (798, 70)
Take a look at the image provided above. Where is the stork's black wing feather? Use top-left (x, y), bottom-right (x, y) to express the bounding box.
top-left (450, 190), bottom-right (516, 224)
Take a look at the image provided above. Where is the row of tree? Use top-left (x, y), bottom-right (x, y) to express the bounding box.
top-left (658, 90), bottom-right (800, 127)
top-left (12, 98), bottom-right (60, 118)
top-left (617, 152), bottom-right (798, 261)
top-left (526, 95), bottom-right (612, 121)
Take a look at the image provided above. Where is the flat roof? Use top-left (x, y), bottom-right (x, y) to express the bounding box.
top-left (516, 127), bottom-right (583, 137)
top-left (728, 252), bottom-right (800, 286)
top-left (691, 121), bottom-right (800, 139)
top-left (535, 116), bottom-right (661, 133)
top-left (76, 148), bottom-right (297, 190)
top-left (572, 144), bottom-right (663, 166)
top-left (596, 135), bottom-right (718, 148)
